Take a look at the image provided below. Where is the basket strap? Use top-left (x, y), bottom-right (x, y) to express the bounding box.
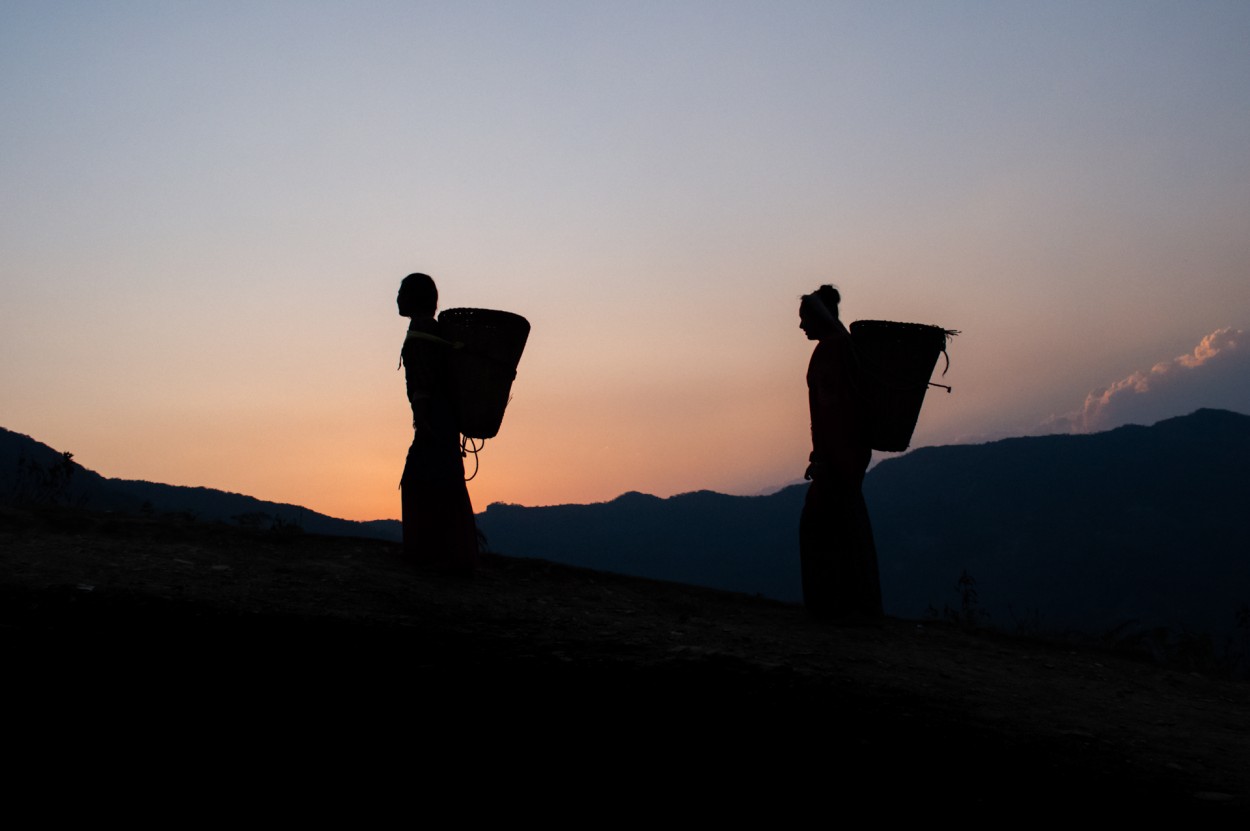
top-left (404, 330), bottom-right (462, 349)
top-left (398, 330), bottom-right (464, 370)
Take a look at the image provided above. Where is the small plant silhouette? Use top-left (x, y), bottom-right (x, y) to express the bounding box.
top-left (1007, 603), bottom-right (1043, 636)
top-left (232, 510), bottom-right (303, 537)
top-left (928, 569), bottom-right (991, 629)
top-left (233, 511), bottom-right (272, 529)
top-left (270, 513), bottom-right (304, 538)
top-left (12, 451), bottom-right (79, 507)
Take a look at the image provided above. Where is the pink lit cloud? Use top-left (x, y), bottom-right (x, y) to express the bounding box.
top-left (1042, 327), bottom-right (1250, 434)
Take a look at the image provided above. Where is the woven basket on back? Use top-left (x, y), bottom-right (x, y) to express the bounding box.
top-left (849, 320), bottom-right (955, 452)
top-left (437, 308), bottom-right (531, 440)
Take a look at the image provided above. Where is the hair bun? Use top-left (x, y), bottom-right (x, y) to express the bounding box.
top-left (816, 284), bottom-right (840, 308)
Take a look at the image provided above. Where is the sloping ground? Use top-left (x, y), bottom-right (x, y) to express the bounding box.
top-left (2, 507), bottom-right (1246, 818)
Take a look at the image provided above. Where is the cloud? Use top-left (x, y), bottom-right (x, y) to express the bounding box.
top-left (1043, 327), bottom-right (1250, 434)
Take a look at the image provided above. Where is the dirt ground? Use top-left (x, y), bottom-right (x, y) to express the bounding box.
top-left (3, 507), bottom-right (1246, 817)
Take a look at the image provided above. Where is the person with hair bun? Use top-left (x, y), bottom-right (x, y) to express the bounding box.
top-left (397, 272), bottom-right (477, 573)
top-left (797, 284), bottom-right (882, 619)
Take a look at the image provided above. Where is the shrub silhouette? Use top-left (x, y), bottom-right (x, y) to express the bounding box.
top-left (12, 451), bottom-right (79, 507)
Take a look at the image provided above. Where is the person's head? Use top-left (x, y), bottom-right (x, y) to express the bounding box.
top-left (397, 273), bottom-right (438, 318)
top-left (799, 284), bottom-right (840, 340)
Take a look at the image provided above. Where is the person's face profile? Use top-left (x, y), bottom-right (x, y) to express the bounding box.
top-left (800, 309), bottom-right (819, 340)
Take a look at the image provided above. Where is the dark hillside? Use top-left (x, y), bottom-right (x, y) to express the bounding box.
top-left (2, 507), bottom-right (1246, 816)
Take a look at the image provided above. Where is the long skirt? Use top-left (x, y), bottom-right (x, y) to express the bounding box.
top-left (799, 476), bottom-right (883, 619)
top-left (401, 434), bottom-right (478, 572)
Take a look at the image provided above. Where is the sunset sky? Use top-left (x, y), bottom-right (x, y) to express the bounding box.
top-left (4, 2), bottom-right (1249, 522)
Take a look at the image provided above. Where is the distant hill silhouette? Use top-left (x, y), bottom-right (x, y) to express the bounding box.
top-left (0, 427), bottom-right (401, 542)
top-left (870, 407), bottom-right (1250, 640)
top-left (478, 488), bottom-right (807, 600)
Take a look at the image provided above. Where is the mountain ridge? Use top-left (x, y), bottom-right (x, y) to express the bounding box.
top-left (0, 426), bottom-right (402, 541)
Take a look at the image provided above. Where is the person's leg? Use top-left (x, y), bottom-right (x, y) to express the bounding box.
top-left (801, 477), bottom-right (882, 619)
top-left (800, 480), bottom-right (837, 617)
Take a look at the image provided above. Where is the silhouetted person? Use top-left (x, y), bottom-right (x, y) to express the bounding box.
top-left (798, 285), bottom-right (883, 619)
top-left (398, 273), bottom-right (477, 572)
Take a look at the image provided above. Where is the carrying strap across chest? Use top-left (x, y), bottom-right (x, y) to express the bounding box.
top-left (397, 329), bottom-right (462, 369)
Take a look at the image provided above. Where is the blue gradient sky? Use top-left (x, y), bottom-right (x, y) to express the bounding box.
top-left (3, 2), bottom-right (1249, 520)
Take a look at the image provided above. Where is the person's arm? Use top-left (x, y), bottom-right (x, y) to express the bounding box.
top-left (807, 337), bottom-right (867, 480)
top-left (404, 341), bottom-right (437, 433)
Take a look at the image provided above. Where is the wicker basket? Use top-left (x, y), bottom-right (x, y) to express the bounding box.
top-left (437, 308), bottom-right (531, 440)
top-left (849, 320), bottom-right (954, 452)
